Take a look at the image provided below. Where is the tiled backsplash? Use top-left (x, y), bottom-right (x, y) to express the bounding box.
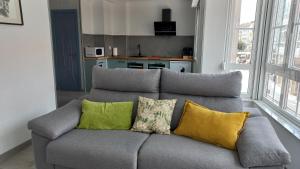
top-left (82, 34), bottom-right (194, 57)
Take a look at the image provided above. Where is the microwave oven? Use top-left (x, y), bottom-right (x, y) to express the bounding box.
top-left (85, 47), bottom-right (105, 57)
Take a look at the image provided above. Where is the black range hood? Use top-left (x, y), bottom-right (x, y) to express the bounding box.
top-left (154, 9), bottom-right (176, 36)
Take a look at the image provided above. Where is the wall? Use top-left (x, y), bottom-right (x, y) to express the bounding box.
top-left (49, 0), bottom-right (79, 9)
top-left (126, 0), bottom-right (195, 36)
top-left (80, 0), bottom-right (195, 57)
top-left (0, 0), bottom-right (56, 155)
top-left (201, 0), bottom-right (229, 73)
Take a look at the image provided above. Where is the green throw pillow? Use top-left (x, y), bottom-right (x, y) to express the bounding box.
top-left (77, 99), bottom-right (134, 130)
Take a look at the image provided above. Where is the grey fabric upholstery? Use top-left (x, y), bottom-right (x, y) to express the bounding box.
top-left (237, 117), bottom-right (291, 168)
top-left (28, 68), bottom-right (290, 169)
top-left (32, 132), bottom-right (54, 169)
top-left (92, 67), bottom-right (161, 93)
top-left (28, 100), bottom-right (81, 140)
top-left (250, 166), bottom-right (285, 169)
top-left (161, 69), bottom-right (242, 97)
top-left (138, 134), bottom-right (244, 169)
top-left (243, 107), bottom-right (263, 117)
top-left (47, 130), bottom-right (149, 169)
top-left (53, 165), bottom-right (285, 169)
top-left (88, 89), bottom-right (159, 121)
top-left (54, 166), bottom-right (72, 169)
top-left (160, 93), bottom-right (243, 130)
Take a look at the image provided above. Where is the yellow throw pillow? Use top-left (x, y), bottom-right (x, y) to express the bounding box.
top-left (174, 100), bottom-right (249, 150)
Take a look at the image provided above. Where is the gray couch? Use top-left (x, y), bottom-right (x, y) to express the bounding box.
top-left (28, 67), bottom-right (291, 169)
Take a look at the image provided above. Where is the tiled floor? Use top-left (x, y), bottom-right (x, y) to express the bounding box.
top-left (0, 145), bottom-right (35, 169)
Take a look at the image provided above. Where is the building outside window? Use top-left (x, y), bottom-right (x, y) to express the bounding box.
top-left (225, 0), bottom-right (259, 95)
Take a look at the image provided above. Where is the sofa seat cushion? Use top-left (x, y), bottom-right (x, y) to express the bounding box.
top-left (47, 129), bottom-right (149, 169)
top-left (138, 134), bottom-right (245, 169)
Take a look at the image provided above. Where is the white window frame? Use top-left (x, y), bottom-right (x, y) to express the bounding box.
top-left (259, 0), bottom-right (300, 127)
top-left (224, 0), bottom-right (263, 98)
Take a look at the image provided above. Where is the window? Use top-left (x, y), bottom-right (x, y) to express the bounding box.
top-left (286, 80), bottom-right (299, 112)
top-left (263, 0), bottom-right (300, 122)
top-left (264, 73), bottom-right (283, 105)
top-left (290, 3), bottom-right (300, 68)
top-left (267, 0), bottom-right (291, 65)
top-left (225, 0), bottom-right (259, 96)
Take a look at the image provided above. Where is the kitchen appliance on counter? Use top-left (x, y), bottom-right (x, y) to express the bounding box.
top-left (182, 47), bottom-right (193, 59)
top-left (127, 62), bottom-right (144, 69)
top-left (113, 48), bottom-right (118, 56)
top-left (85, 47), bottom-right (105, 57)
top-left (148, 63), bottom-right (166, 69)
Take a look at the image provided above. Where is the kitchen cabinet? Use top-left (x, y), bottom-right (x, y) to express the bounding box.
top-left (107, 59), bottom-right (127, 68)
top-left (84, 58), bottom-right (192, 91)
top-left (147, 60), bottom-right (170, 69)
top-left (126, 60), bottom-right (148, 69)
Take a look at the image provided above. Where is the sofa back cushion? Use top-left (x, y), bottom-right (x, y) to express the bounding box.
top-left (93, 67), bottom-right (161, 93)
top-left (161, 69), bottom-right (242, 97)
top-left (89, 67), bottom-right (161, 121)
top-left (160, 69), bottom-right (243, 130)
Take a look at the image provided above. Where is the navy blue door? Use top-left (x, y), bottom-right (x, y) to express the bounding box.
top-left (51, 10), bottom-right (81, 91)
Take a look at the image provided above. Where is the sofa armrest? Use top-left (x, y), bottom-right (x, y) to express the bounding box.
top-left (237, 117), bottom-right (291, 168)
top-left (28, 100), bottom-right (82, 140)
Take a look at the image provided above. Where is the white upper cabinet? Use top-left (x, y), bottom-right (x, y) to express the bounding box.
top-left (80, 0), bottom-right (195, 36)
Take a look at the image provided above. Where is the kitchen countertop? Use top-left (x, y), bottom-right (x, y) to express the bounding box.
top-left (84, 56), bottom-right (193, 61)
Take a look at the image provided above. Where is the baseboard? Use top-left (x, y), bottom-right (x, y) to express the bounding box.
top-left (0, 139), bottom-right (32, 163)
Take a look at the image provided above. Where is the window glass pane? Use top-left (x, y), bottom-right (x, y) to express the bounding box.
top-left (264, 73), bottom-right (283, 105)
top-left (265, 73), bottom-right (275, 99)
top-left (278, 44), bottom-right (285, 64)
top-left (296, 3), bottom-right (300, 23)
top-left (274, 28), bottom-right (281, 42)
top-left (239, 0), bottom-right (257, 27)
top-left (270, 43), bottom-right (279, 64)
top-left (274, 75), bottom-right (283, 103)
top-left (280, 27), bottom-right (287, 43)
top-left (270, 28), bottom-right (286, 65)
top-left (277, 28), bottom-right (287, 65)
top-left (283, 0), bottom-right (292, 25)
top-left (235, 29), bottom-right (253, 64)
top-left (292, 26), bottom-right (300, 68)
top-left (229, 0), bottom-right (257, 65)
top-left (230, 69), bottom-right (249, 94)
top-left (286, 80), bottom-right (299, 112)
top-left (275, 0), bottom-right (292, 26)
top-left (298, 26), bottom-right (300, 41)
top-left (267, 0), bottom-right (292, 66)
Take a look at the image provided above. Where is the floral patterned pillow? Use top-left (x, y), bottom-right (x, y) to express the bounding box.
top-left (131, 96), bottom-right (177, 135)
